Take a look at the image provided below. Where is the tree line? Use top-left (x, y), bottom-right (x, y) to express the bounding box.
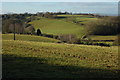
top-left (86, 16), bottom-right (120, 35)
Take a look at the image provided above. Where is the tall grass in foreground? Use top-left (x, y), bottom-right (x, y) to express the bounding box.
top-left (2, 39), bottom-right (118, 78)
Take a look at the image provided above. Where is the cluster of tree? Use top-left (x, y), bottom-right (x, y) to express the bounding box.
top-left (2, 20), bottom-right (36, 34)
top-left (2, 13), bottom-right (37, 22)
top-left (57, 34), bottom-right (78, 43)
top-left (3, 20), bottom-right (43, 36)
top-left (37, 11), bottom-right (71, 16)
top-left (55, 34), bottom-right (111, 47)
top-left (2, 14), bottom-right (25, 21)
top-left (86, 17), bottom-right (120, 35)
top-left (2, 13), bottom-right (37, 34)
top-left (2, 19), bottom-right (23, 34)
top-left (2, 13), bottom-right (44, 36)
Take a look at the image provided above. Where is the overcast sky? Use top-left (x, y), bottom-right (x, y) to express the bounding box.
top-left (1, 0), bottom-right (120, 2)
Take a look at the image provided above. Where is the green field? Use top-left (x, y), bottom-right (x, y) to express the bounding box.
top-left (29, 18), bottom-right (84, 37)
top-left (29, 15), bottom-right (98, 38)
top-left (2, 34), bottom-right (119, 78)
top-left (88, 35), bottom-right (117, 45)
top-left (2, 34), bottom-right (60, 43)
top-left (89, 35), bottom-right (117, 41)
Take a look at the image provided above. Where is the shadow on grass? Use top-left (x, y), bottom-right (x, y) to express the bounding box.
top-left (2, 54), bottom-right (119, 79)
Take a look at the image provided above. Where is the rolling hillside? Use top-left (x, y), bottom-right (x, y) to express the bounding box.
top-left (2, 34), bottom-right (60, 43)
top-left (29, 15), bottom-right (98, 38)
top-left (2, 34), bottom-right (118, 78)
top-left (29, 18), bottom-right (84, 37)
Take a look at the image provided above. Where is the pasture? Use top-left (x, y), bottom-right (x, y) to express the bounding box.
top-left (2, 34), bottom-right (60, 43)
top-left (89, 35), bottom-right (117, 41)
top-left (2, 34), bottom-right (119, 78)
top-left (88, 35), bottom-right (118, 45)
top-left (29, 15), bottom-right (98, 38)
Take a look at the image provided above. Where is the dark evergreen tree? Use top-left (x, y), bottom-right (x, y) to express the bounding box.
top-left (37, 29), bottom-right (42, 36)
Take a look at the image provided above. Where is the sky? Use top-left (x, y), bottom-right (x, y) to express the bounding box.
top-left (1, 0), bottom-right (120, 2)
top-left (1, 0), bottom-right (119, 15)
top-left (2, 2), bottom-right (118, 16)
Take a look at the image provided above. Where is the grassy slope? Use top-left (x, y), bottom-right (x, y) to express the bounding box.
top-left (29, 15), bottom-right (97, 37)
top-left (88, 35), bottom-right (117, 45)
top-left (30, 18), bottom-right (85, 37)
top-left (58, 15), bottom-right (98, 24)
top-left (2, 34), bottom-right (60, 43)
top-left (29, 15), bottom-right (99, 38)
top-left (2, 34), bottom-right (118, 78)
top-left (75, 17), bottom-right (98, 24)
top-left (89, 35), bottom-right (117, 41)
